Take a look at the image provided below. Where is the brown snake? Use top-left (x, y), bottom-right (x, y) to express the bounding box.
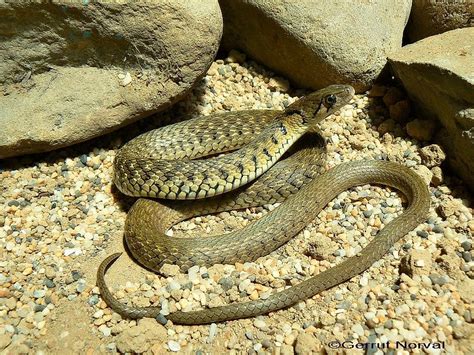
top-left (97, 85), bottom-right (430, 324)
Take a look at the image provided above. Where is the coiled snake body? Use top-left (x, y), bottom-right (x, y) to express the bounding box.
top-left (97, 85), bottom-right (430, 324)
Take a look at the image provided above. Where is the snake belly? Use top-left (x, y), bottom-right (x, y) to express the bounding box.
top-left (97, 85), bottom-right (430, 324)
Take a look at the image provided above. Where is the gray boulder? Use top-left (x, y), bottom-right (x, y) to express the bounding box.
top-left (406, 0), bottom-right (473, 43)
top-left (388, 28), bottom-right (474, 190)
top-left (0, 0), bottom-right (222, 158)
top-left (220, 0), bottom-right (411, 92)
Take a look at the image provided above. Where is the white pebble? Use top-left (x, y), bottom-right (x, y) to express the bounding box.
top-left (99, 324), bottom-right (111, 337)
top-left (239, 279), bottom-right (251, 292)
top-left (352, 323), bottom-right (365, 336)
top-left (364, 312), bottom-right (375, 320)
top-left (64, 248), bottom-right (82, 256)
top-left (207, 323), bottom-right (217, 343)
top-left (168, 340), bottom-right (181, 352)
top-left (254, 319), bottom-right (267, 330)
top-left (188, 265), bottom-right (200, 282)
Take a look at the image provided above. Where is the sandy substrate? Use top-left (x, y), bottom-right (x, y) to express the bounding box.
top-left (1, 56), bottom-right (473, 354)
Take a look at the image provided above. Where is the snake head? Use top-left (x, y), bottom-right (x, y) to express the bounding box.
top-left (285, 84), bottom-right (355, 126)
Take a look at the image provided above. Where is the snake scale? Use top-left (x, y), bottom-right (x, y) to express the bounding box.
top-left (97, 85), bottom-right (430, 325)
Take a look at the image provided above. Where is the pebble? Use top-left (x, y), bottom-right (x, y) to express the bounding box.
top-left (383, 87), bottom-right (405, 106)
top-left (160, 264), bottom-right (180, 277)
top-left (429, 274), bottom-right (450, 285)
top-left (33, 290), bottom-right (46, 298)
top-left (207, 323), bottom-right (217, 343)
top-left (419, 144), bottom-right (446, 167)
top-left (389, 100), bottom-right (411, 122)
top-left (43, 279), bottom-right (55, 288)
top-left (168, 340), bottom-right (181, 352)
top-left (218, 277), bottom-right (234, 291)
top-left (254, 319), bottom-right (268, 331)
top-left (461, 241), bottom-right (472, 251)
top-left (406, 119), bottom-right (437, 141)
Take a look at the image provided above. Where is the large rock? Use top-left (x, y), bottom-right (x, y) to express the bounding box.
top-left (406, 0), bottom-right (473, 43)
top-left (388, 28), bottom-right (474, 190)
top-left (0, 0), bottom-right (222, 158)
top-left (220, 0), bottom-right (411, 92)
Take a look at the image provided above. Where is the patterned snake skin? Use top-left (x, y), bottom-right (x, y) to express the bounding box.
top-left (97, 85), bottom-right (430, 324)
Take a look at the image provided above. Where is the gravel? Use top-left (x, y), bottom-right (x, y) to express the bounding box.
top-left (1, 51), bottom-right (472, 354)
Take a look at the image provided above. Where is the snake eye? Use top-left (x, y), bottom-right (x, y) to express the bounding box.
top-left (323, 94), bottom-right (337, 108)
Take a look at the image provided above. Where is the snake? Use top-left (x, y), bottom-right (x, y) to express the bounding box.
top-left (97, 84), bottom-right (430, 325)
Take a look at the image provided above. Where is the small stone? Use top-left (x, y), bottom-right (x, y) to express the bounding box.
top-left (33, 289), bottom-right (46, 298)
top-left (155, 313), bottom-right (168, 325)
top-left (76, 279), bottom-right (86, 293)
top-left (254, 318), bottom-right (268, 331)
top-left (364, 312), bottom-right (376, 320)
top-left (412, 165), bottom-right (433, 186)
top-left (432, 224), bottom-right (444, 233)
top-left (261, 339), bottom-right (272, 348)
top-left (43, 279), bottom-right (55, 288)
top-left (395, 304), bottom-right (410, 314)
top-left (71, 270), bottom-right (82, 281)
top-left (218, 277), bottom-right (233, 291)
top-left (406, 119), bottom-right (437, 141)
top-left (88, 295), bottom-right (99, 306)
top-left (34, 304), bottom-right (47, 312)
top-left (295, 333), bottom-right (323, 355)
top-left (429, 274), bottom-right (450, 285)
top-left (400, 249), bottom-right (432, 276)
top-left (121, 72), bottom-right (132, 86)
top-left (383, 87), bottom-right (405, 106)
top-left (438, 199), bottom-right (457, 218)
top-left (159, 264), bottom-right (180, 277)
top-left (115, 318), bottom-right (167, 353)
top-left (419, 144), bottom-right (446, 167)
top-left (462, 252), bottom-right (472, 262)
top-left (431, 166), bottom-right (443, 186)
top-left (416, 230), bottom-right (429, 238)
top-left (168, 340), bottom-right (181, 352)
top-left (352, 323), bottom-right (365, 336)
top-left (167, 280), bottom-right (181, 292)
top-left (188, 265), bottom-right (200, 281)
top-left (239, 279), bottom-right (251, 292)
top-left (4, 325), bottom-right (15, 333)
top-left (5, 298), bottom-right (16, 310)
top-left (207, 323), bottom-right (217, 343)
top-left (368, 84), bottom-right (387, 97)
top-left (320, 313), bottom-right (336, 326)
top-left (363, 209), bottom-right (373, 218)
top-left (99, 324), bottom-right (112, 337)
top-left (461, 241), bottom-right (472, 251)
top-left (249, 289), bottom-right (259, 300)
top-left (79, 154), bottom-right (88, 165)
top-left (389, 100), bottom-right (411, 122)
